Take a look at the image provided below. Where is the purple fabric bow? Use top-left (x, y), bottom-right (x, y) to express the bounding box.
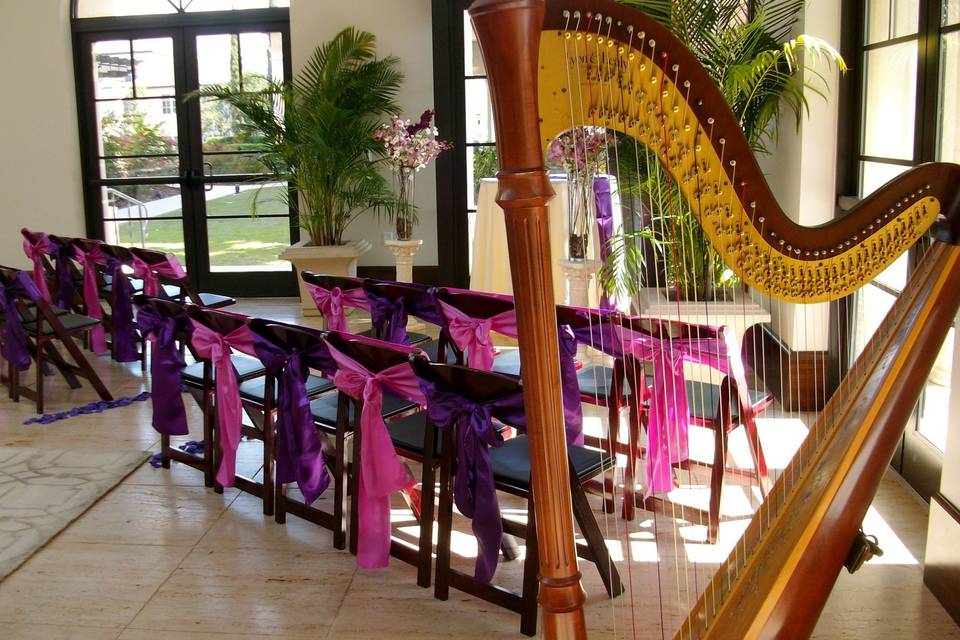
top-left (107, 257), bottom-right (139, 363)
top-left (0, 270), bottom-right (41, 372)
top-left (136, 304), bottom-right (190, 436)
top-left (21, 230), bottom-right (53, 303)
top-left (252, 332), bottom-right (335, 504)
top-left (557, 325), bottom-right (585, 446)
top-left (49, 240), bottom-right (77, 310)
top-left (594, 176), bottom-right (615, 311)
top-left (366, 290), bottom-right (410, 345)
top-left (420, 380), bottom-right (526, 583)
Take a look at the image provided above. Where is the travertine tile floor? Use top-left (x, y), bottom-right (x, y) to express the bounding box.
top-left (0, 298), bottom-right (956, 639)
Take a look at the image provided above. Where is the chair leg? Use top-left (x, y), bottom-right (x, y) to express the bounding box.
top-left (60, 332), bottom-right (112, 401)
top-left (434, 431), bottom-right (455, 602)
top-left (262, 408), bottom-right (275, 517)
top-left (603, 400), bottom-right (621, 515)
top-left (35, 341), bottom-right (45, 414)
top-left (519, 498), bottom-right (540, 637)
top-left (348, 398), bottom-right (362, 557)
top-left (744, 416), bottom-right (772, 496)
top-left (417, 451), bottom-right (437, 588)
top-left (333, 394), bottom-right (349, 549)
top-left (570, 471), bottom-right (623, 597)
top-left (708, 423), bottom-right (728, 545)
top-left (202, 387), bottom-right (215, 489)
top-left (161, 433), bottom-right (171, 469)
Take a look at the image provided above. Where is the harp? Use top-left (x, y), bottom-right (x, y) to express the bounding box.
top-left (467, 0), bottom-right (960, 637)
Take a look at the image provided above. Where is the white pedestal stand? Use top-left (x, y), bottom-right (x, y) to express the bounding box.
top-left (559, 258), bottom-right (600, 307)
top-left (383, 239), bottom-right (423, 283)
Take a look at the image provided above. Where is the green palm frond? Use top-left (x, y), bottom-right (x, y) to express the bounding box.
top-left (185, 27), bottom-right (403, 246)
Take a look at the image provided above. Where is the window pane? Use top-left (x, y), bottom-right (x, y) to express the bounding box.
top-left (860, 161), bottom-right (909, 196)
top-left (102, 184), bottom-right (183, 220)
top-left (204, 181), bottom-right (287, 217)
top-left (467, 145), bottom-right (498, 211)
top-left (78, 0), bottom-right (176, 18)
top-left (197, 34), bottom-right (240, 87)
top-left (465, 78), bottom-right (495, 143)
top-left (103, 155), bottom-right (179, 179)
top-left (940, 32), bottom-right (960, 162)
top-left (464, 10), bottom-right (485, 75)
top-left (865, 0), bottom-right (919, 43)
top-left (862, 42), bottom-right (917, 160)
top-left (853, 283), bottom-right (897, 358)
top-left (132, 38), bottom-right (175, 98)
top-left (917, 328), bottom-right (953, 452)
top-left (205, 182), bottom-right (290, 272)
top-left (239, 32), bottom-right (285, 88)
top-left (97, 101), bottom-right (179, 173)
top-left (874, 253), bottom-right (909, 291)
top-left (93, 40), bottom-right (133, 100)
top-left (203, 152), bottom-right (268, 174)
top-left (77, 0), bottom-right (287, 17)
top-left (946, 1), bottom-right (960, 26)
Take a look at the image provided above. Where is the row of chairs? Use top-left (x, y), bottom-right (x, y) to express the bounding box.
top-left (137, 295), bottom-right (622, 636)
top-left (298, 272), bottom-right (774, 544)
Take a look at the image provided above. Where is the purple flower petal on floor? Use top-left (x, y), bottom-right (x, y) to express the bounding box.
top-left (22, 392), bottom-right (152, 425)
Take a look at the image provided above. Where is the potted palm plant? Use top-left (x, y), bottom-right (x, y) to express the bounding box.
top-left (188, 27), bottom-right (402, 313)
top-left (602, 0), bottom-right (846, 302)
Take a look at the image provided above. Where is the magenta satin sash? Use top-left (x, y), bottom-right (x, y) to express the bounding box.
top-left (72, 243), bottom-right (108, 354)
top-left (305, 283), bottom-right (370, 332)
top-left (21, 231), bottom-right (53, 302)
top-left (132, 254), bottom-right (187, 297)
top-left (626, 326), bottom-right (738, 495)
top-left (189, 321), bottom-right (256, 488)
top-left (326, 342), bottom-right (424, 568)
top-left (438, 301), bottom-right (518, 371)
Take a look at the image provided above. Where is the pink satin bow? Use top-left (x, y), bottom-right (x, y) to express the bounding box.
top-left (439, 301), bottom-right (518, 371)
top-left (21, 231), bottom-right (53, 302)
top-left (624, 326), bottom-right (741, 495)
top-left (327, 343), bottom-right (424, 568)
top-left (72, 243), bottom-right (108, 354)
top-left (305, 283), bottom-right (370, 332)
top-left (132, 254), bottom-right (187, 297)
top-left (189, 320), bottom-right (257, 488)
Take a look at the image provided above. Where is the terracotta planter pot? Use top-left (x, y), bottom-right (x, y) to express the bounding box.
top-left (279, 239), bottom-right (372, 316)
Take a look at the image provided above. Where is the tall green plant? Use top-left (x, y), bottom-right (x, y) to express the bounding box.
top-left (605, 0), bottom-right (846, 299)
top-left (186, 27), bottom-right (402, 246)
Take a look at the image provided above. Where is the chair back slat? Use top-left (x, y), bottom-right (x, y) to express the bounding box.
top-left (301, 272), bottom-right (364, 292)
top-left (410, 357), bottom-right (522, 404)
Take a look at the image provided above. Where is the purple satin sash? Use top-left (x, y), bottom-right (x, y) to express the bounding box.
top-left (253, 332), bottom-right (334, 504)
top-left (21, 231), bottom-right (53, 303)
top-left (0, 270), bottom-right (41, 372)
top-left (594, 176), bottom-right (614, 311)
top-left (326, 340), bottom-right (424, 568)
top-left (136, 304), bottom-right (190, 436)
top-left (366, 290), bottom-right (410, 344)
top-left (557, 325), bottom-right (585, 446)
top-left (305, 283), bottom-right (370, 332)
top-left (73, 244), bottom-right (108, 354)
top-left (50, 240), bottom-right (77, 310)
top-left (570, 317), bottom-right (738, 495)
top-left (107, 257), bottom-right (139, 363)
top-left (189, 321), bottom-right (256, 487)
top-left (419, 380), bottom-right (525, 583)
top-left (132, 254), bottom-right (187, 297)
top-left (439, 301), bottom-right (518, 371)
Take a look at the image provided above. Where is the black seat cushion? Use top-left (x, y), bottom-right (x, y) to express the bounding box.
top-left (22, 313), bottom-right (100, 336)
top-left (238, 374), bottom-right (334, 402)
top-left (421, 340), bottom-right (460, 364)
top-left (685, 379), bottom-right (770, 422)
top-left (310, 391), bottom-right (418, 430)
top-left (577, 365), bottom-right (632, 401)
top-left (358, 328), bottom-right (431, 346)
top-left (490, 435), bottom-right (612, 493)
top-left (491, 349), bottom-right (522, 376)
top-left (181, 355), bottom-right (265, 386)
top-left (389, 412), bottom-right (512, 458)
top-left (195, 292), bottom-right (235, 308)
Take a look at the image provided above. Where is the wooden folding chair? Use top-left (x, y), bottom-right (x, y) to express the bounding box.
top-left (412, 359), bottom-right (622, 637)
top-left (130, 246), bottom-right (235, 308)
top-left (0, 265), bottom-right (112, 414)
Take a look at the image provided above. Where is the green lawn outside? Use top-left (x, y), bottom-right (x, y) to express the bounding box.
top-left (114, 185), bottom-right (292, 268)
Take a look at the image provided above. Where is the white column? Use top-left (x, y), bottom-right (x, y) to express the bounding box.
top-left (558, 259), bottom-right (600, 307)
top-left (383, 239), bottom-right (423, 282)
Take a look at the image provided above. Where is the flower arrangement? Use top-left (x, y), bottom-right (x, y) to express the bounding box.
top-left (546, 127), bottom-right (608, 260)
top-left (374, 109), bottom-right (452, 240)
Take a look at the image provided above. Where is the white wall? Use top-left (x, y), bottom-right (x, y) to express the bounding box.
top-left (762, 0), bottom-right (844, 352)
top-left (0, 0), bottom-right (86, 267)
top-left (289, 0), bottom-right (437, 268)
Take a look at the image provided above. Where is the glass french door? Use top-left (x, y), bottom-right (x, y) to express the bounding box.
top-left (76, 19), bottom-right (296, 296)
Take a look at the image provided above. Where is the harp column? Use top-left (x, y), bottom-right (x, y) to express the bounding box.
top-left (469, 1), bottom-right (588, 638)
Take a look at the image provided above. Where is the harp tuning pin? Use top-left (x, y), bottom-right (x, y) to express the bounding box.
top-left (684, 80), bottom-right (691, 88)
top-left (627, 25), bottom-right (634, 32)
top-left (707, 117), bottom-right (715, 125)
top-left (758, 216), bottom-right (765, 223)
top-left (672, 64), bottom-right (679, 72)
top-left (649, 39), bottom-right (656, 47)
top-left (750, 201), bottom-right (757, 208)
top-left (563, 10), bottom-right (571, 17)
top-left (925, 184), bottom-right (931, 190)
top-left (795, 249), bottom-right (802, 255)
top-left (606, 16), bottom-right (613, 24)
top-left (779, 239), bottom-right (786, 246)
top-left (719, 138), bottom-right (726, 145)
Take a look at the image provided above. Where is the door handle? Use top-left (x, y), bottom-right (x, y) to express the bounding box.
top-left (203, 162), bottom-right (214, 192)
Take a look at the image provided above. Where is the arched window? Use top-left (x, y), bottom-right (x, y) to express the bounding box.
top-left (74, 0), bottom-right (288, 19)
top-left (72, 0), bottom-right (294, 297)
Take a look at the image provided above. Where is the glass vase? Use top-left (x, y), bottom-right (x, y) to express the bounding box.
top-left (566, 173), bottom-right (594, 261)
top-left (394, 168), bottom-right (415, 241)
